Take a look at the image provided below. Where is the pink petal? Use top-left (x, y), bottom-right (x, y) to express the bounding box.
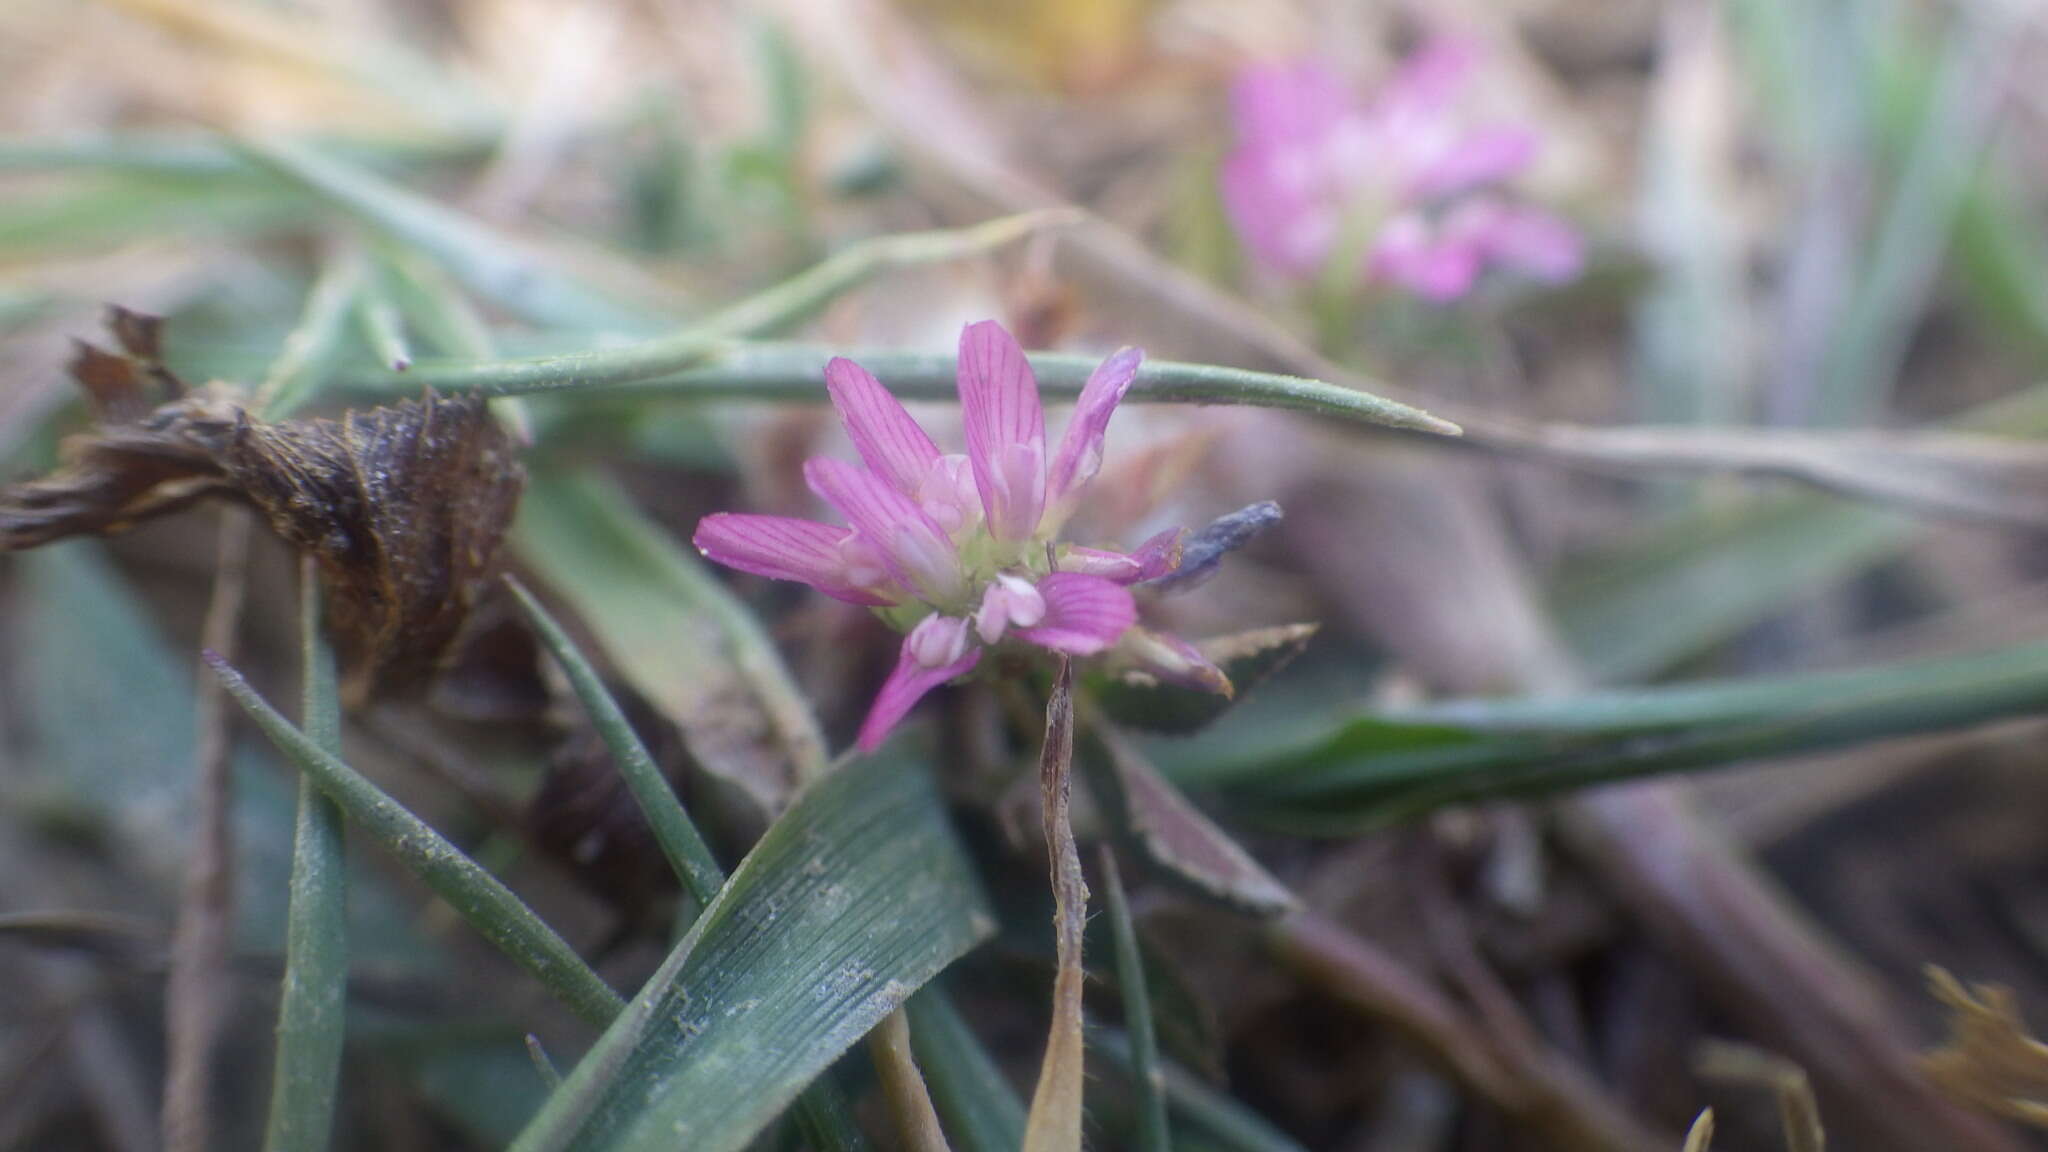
top-left (1410, 125), bottom-right (1537, 199)
top-left (857, 635), bottom-right (982, 752)
top-left (973, 573), bottom-right (1047, 644)
top-left (804, 458), bottom-right (963, 603)
top-left (1370, 212), bottom-right (1481, 302)
top-left (1472, 204), bottom-right (1583, 282)
top-left (1126, 527), bottom-right (1186, 581)
top-left (693, 513), bottom-right (898, 605)
top-left (1016, 572), bottom-right (1136, 656)
top-left (957, 321), bottom-right (1046, 541)
top-left (1060, 527), bottom-right (1184, 586)
top-left (1048, 345), bottom-right (1142, 501)
top-left (1376, 36), bottom-right (1477, 126)
top-left (824, 357), bottom-right (942, 497)
top-left (1228, 61), bottom-right (1351, 153)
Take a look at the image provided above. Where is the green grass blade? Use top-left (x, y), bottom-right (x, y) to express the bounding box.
top-left (204, 654), bottom-right (623, 1026)
top-left (1181, 637), bottom-right (2048, 831)
top-left (905, 988), bottom-right (1028, 1152)
top-left (509, 749), bottom-right (993, 1152)
top-left (1100, 853), bottom-right (1170, 1152)
top-left (262, 575), bottom-right (349, 1151)
top-left (234, 136), bottom-right (653, 332)
top-left (1090, 1029), bottom-right (1307, 1152)
top-left (514, 468), bottom-right (829, 811)
top-left (505, 576), bottom-right (724, 909)
top-left (354, 342), bottom-right (1461, 438)
top-left (257, 252), bottom-right (366, 419)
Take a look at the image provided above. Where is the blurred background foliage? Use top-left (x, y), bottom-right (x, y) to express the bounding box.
top-left (3, 0), bottom-right (2048, 1150)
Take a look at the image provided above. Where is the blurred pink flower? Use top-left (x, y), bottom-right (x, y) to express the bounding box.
top-left (696, 321), bottom-right (1225, 751)
top-left (1221, 39), bottom-right (1583, 301)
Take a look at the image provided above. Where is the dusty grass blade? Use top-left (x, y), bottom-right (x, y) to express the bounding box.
top-left (262, 562), bottom-right (349, 1152)
top-left (1098, 850), bottom-right (1169, 1152)
top-left (204, 653), bottom-right (623, 1026)
top-left (1023, 660), bottom-right (1087, 1152)
top-left (508, 750), bottom-right (992, 1152)
top-left (506, 575), bottom-right (723, 909)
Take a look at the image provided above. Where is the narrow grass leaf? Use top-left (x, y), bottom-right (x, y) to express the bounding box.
top-left (506, 575), bottom-right (724, 909)
top-left (1090, 1028), bottom-right (1308, 1152)
top-left (1100, 851), bottom-right (1170, 1152)
top-left (205, 653), bottom-right (623, 1026)
top-left (905, 988), bottom-right (1028, 1152)
top-left (515, 466), bottom-right (827, 816)
top-left (509, 748), bottom-right (992, 1152)
top-left (1179, 636), bottom-right (2048, 832)
top-left (262, 570), bottom-right (350, 1151)
top-left (234, 137), bottom-right (654, 332)
top-left (257, 251), bottom-right (366, 419)
top-left (354, 341), bottom-right (1462, 438)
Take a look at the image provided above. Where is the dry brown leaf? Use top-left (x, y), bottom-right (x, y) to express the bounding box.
top-left (1922, 966), bottom-right (2048, 1129)
top-left (1023, 660), bottom-right (1087, 1152)
top-left (0, 308), bottom-right (524, 704)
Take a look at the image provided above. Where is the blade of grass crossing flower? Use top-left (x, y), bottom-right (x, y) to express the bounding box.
top-left (1024, 660), bottom-right (1088, 1152)
top-left (255, 250), bottom-right (365, 419)
top-left (204, 653), bottom-right (623, 1026)
top-left (505, 576), bottom-right (723, 910)
top-left (263, 566), bottom-right (349, 1151)
top-left (507, 749), bottom-right (992, 1152)
top-left (905, 988), bottom-right (1028, 1152)
top-left (350, 342), bottom-right (1461, 438)
top-left (1100, 850), bottom-right (1170, 1152)
top-left (1089, 1029), bottom-right (1309, 1152)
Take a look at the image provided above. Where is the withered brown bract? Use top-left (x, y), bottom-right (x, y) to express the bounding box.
top-left (1, 307), bottom-right (526, 704)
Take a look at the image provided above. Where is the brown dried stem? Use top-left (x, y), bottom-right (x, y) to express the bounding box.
top-left (162, 506), bottom-right (252, 1152)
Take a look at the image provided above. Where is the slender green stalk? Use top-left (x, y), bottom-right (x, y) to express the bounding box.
top-left (506, 574), bottom-right (866, 1151)
top-left (906, 989), bottom-right (1027, 1152)
top-left (204, 653), bottom-right (623, 1026)
top-left (1099, 851), bottom-right (1170, 1152)
top-left (352, 341), bottom-right (1460, 436)
top-left (1090, 1028), bottom-right (1308, 1152)
top-left (505, 576), bottom-right (724, 908)
top-left (262, 570), bottom-right (350, 1151)
top-left (257, 251), bottom-right (364, 419)
top-left (354, 271), bottom-right (413, 372)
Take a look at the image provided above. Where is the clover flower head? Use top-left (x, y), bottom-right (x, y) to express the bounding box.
top-left (695, 321), bottom-right (1225, 751)
top-left (1221, 38), bottom-right (1583, 301)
